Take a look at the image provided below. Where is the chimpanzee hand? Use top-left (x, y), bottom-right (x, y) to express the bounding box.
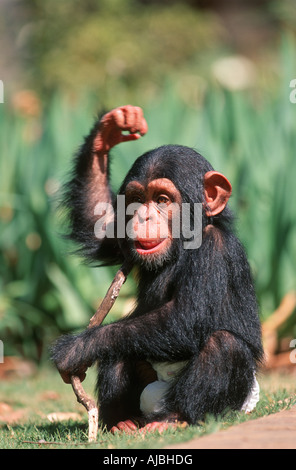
top-left (93, 105), bottom-right (148, 154)
top-left (51, 333), bottom-right (91, 384)
top-left (59, 366), bottom-right (87, 385)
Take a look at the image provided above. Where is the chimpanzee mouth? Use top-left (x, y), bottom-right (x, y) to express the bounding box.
top-left (134, 239), bottom-right (167, 254)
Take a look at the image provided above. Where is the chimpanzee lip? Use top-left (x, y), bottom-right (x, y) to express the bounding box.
top-left (135, 239), bottom-right (166, 254)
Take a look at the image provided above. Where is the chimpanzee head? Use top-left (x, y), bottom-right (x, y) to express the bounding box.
top-left (118, 145), bottom-right (232, 270)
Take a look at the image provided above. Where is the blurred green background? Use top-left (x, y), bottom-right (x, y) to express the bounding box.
top-left (0, 0), bottom-right (296, 362)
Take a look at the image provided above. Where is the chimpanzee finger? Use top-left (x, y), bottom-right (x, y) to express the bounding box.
top-left (123, 107), bottom-right (148, 137)
top-left (114, 105), bottom-right (147, 136)
top-left (59, 370), bottom-right (86, 384)
top-left (122, 419), bottom-right (138, 431)
top-left (134, 106), bottom-right (148, 136)
top-left (139, 421), bottom-right (172, 434)
top-left (112, 108), bottom-right (126, 129)
top-left (110, 420), bottom-right (138, 434)
top-left (60, 371), bottom-right (71, 384)
top-left (121, 105), bottom-right (138, 133)
top-left (132, 106), bottom-right (143, 133)
top-left (121, 133), bottom-right (142, 143)
top-left (120, 106), bottom-right (147, 143)
top-left (139, 116), bottom-right (148, 136)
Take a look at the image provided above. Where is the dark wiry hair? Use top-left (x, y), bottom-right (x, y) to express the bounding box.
top-left (52, 142), bottom-right (263, 427)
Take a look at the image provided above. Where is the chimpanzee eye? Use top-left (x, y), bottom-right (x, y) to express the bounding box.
top-left (126, 194), bottom-right (144, 205)
top-left (133, 196), bottom-right (144, 204)
top-left (156, 195), bottom-right (170, 205)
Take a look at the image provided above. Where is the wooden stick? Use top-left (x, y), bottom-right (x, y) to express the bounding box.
top-left (88, 261), bottom-right (132, 328)
top-left (70, 375), bottom-right (99, 442)
top-left (70, 261), bottom-right (132, 442)
top-left (262, 291), bottom-right (296, 335)
top-left (262, 291), bottom-right (296, 369)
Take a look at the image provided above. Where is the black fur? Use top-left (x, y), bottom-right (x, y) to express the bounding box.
top-left (52, 127), bottom-right (263, 429)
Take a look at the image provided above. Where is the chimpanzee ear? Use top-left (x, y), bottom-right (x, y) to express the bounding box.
top-left (203, 171), bottom-right (232, 216)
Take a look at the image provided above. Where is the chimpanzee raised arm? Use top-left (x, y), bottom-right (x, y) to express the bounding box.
top-left (63, 106), bottom-right (148, 262)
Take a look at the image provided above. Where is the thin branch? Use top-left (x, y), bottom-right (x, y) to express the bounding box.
top-left (69, 261), bottom-right (132, 442)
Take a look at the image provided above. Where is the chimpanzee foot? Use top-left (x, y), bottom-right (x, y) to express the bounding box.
top-left (139, 420), bottom-right (188, 434)
top-left (110, 418), bottom-right (188, 434)
top-left (110, 419), bottom-right (139, 434)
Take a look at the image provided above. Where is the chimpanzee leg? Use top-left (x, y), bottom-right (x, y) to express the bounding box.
top-left (96, 358), bottom-right (155, 430)
top-left (144, 331), bottom-right (257, 425)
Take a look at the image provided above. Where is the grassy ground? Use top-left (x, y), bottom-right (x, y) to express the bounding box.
top-left (0, 365), bottom-right (296, 449)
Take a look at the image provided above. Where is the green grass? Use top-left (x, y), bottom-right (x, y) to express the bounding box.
top-left (0, 367), bottom-right (295, 449)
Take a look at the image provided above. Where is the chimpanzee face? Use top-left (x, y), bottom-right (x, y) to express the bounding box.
top-left (124, 178), bottom-right (182, 269)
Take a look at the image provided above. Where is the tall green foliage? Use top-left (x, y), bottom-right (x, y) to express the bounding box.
top-left (1, 40), bottom-right (296, 360)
